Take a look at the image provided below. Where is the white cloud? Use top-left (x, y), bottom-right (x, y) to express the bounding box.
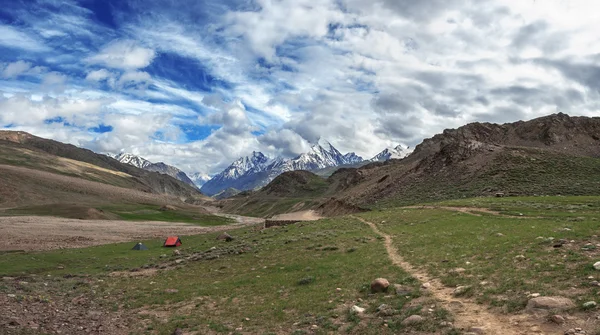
top-left (0, 94), bottom-right (104, 127)
top-left (85, 69), bottom-right (113, 82)
top-left (41, 72), bottom-right (67, 93)
top-left (1, 61), bottom-right (32, 78)
top-left (0, 25), bottom-right (48, 52)
top-left (86, 40), bottom-right (156, 70)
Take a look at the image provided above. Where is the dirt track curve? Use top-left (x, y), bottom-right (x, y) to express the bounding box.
top-left (352, 215), bottom-right (563, 335)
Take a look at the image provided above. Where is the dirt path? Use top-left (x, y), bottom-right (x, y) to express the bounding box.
top-left (352, 216), bottom-right (562, 335)
top-left (0, 215), bottom-right (264, 251)
top-left (271, 210), bottom-right (322, 221)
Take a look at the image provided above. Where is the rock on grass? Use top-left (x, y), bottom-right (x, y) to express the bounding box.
top-left (526, 296), bottom-right (575, 311)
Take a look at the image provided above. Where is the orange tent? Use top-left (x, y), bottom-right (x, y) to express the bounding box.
top-left (163, 236), bottom-right (182, 247)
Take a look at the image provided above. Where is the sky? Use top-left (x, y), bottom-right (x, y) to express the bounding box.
top-left (1, 0), bottom-right (599, 176)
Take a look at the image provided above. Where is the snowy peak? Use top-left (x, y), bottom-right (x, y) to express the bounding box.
top-left (189, 172), bottom-right (211, 188)
top-left (370, 145), bottom-right (412, 162)
top-left (111, 153), bottom-right (152, 169)
top-left (108, 152), bottom-right (198, 189)
top-left (224, 151), bottom-right (269, 179)
top-left (201, 140), bottom-right (365, 196)
top-left (342, 152), bottom-right (364, 165)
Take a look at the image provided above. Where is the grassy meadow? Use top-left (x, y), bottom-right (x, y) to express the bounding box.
top-left (3, 196), bottom-right (600, 334)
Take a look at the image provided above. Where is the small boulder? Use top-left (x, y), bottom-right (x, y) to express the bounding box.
top-left (453, 286), bottom-right (470, 296)
top-left (526, 296), bottom-right (575, 311)
top-left (550, 315), bottom-right (565, 324)
top-left (583, 301), bottom-right (597, 309)
top-left (173, 249), bottom-right (181, 256)
top-left (351, 305), bottom-right (365, 314)
top-left (401, 315), bottom-right (424, 326)
top-left (370, 278), bottom-right (390, 293)
top-left (377, 304), bottom-right (396, 316)
top-left (593, 261), bottom-right (600, 270)
top-left (217, 233), bottom-right (234, 242)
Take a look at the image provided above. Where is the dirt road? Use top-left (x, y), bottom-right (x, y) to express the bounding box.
top-left (0, 215), bottom-right (264, 251)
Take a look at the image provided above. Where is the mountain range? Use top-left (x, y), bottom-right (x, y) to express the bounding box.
top-left (200, 140), bottom-right (411, 196)
top-left (107, 153), bottom-right (198, 189)
top-left (222, 113), bottom-right (600, 217)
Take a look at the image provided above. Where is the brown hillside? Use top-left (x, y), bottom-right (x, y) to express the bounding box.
top-left (0, 130), bottom-right (201, 199)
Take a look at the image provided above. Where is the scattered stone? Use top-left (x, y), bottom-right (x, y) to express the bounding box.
top-left (564, 329), bottom-right (587, 335)
top-left (173, 250), bottom-right (181, 256)
top-left (172, 328), bottom-right (183, 335)
top-left (550, 315), bottom-right (565, 324)
top-left (401, 315), bottom-right (424, 326)
top-left (351, 305), bottom-right (365, 314)
top-left (583, 301), bottom-right (597, 309)
top-left (217, 233), bottom-right (234, 242)
top-left (421, 282), bottom-right (431, 289)
top-left (468, 326), bottom-right (486, 334)
top-left (495, 233), bottom-right (504, 237)
top-left (310, 325), bottom-right (318, 330)
top-left (7, 294), bottom-right (16, 298)
top-left (336, 287), bottom-right (342, 292)
top-left (529, 293), bottom-right (541, 298)
top-left (453, 286), bottom-right (470, 296)
top-left (377, 304), bottom-right (396, 316)
top-left (449, 267), bottom-right (466, 274)
top-left (526, 296), bottom-right (575, 311)
top-left (165, 289), bottom-right (179, 293)
top-left (394, 284), bottom-right (412, 296)
top-left (160, 254), bottom-right (167, 258)
top-left (593, 262), bottom-right (600, 270)
top-left (175, 259), bottom-right (184, 264)
top-left (515, 255), bottom-right (526, 260)
top-left (370, 278), bottom-right (390, 293)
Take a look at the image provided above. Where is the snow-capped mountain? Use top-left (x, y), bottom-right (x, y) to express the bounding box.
top-left (370, 145), bottom-right (412, 162)
top-left (200, 141), bottom-right (365, 196)
top-left (108, 153), bottom-right (152, 169)
top-left (189, 172), bottom-right (212, 188)
top-left (200, 152), bottom-right (271, 196)
top-left (108, 153), bottom-right (198, 189)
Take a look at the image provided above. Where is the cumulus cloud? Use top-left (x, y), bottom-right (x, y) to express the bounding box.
top-left (86, 40), bottom-right (156, 70)
top-left (2, 61), bottom-right (32, 78)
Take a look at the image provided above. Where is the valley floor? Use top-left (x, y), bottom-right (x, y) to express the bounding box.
top-left (2, 196), bottom-right (600, 335)
top-left (0, 214), bottom-right (262, 251)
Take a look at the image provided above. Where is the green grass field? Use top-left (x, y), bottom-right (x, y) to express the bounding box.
top-left (1, 203), bottom-right (233, 226)
top-left (4, 196), bottom-right (600, 334)
top-left (361, 196), bottom-right (600, 314)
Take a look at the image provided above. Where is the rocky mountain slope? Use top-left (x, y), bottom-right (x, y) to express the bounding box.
top-left (0, 131), bottom-right (202, 200)
top-left (370, 145), bottom-right (412, 161)
top-left (223, 113), bottom-right (600, 216)
top-left (201, 141), bottom-right (365, 196)
top-left (109, 153), bottom-right (197, 189)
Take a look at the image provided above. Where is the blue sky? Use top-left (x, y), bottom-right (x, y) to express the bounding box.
top-left (1, 0), bottom-right (599, 175)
